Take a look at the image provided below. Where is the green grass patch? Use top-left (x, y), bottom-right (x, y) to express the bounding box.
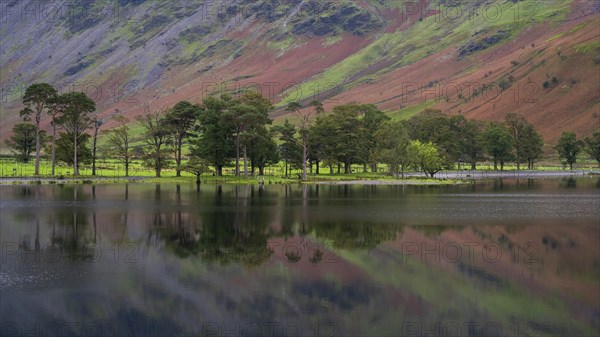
top-left (387, 100), bottom-right (436, 121)
top-left (575, 41), bottom-right (600, 54)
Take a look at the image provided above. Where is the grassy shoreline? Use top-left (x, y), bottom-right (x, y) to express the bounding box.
top-left (0, 169), bottom-right (597, 186)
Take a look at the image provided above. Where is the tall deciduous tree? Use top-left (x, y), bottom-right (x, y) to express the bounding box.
top-left (505, 113), bottom-right (531, 170)
top-left (309, 114), bottom-right (337, 174)
top-left (166, 101), bottom-right (200, 177)
top-left (375, 121), bottom-right (410, 178)
top-left (104, 116), bottom-right (132, 177)
top-left (287, 101), bottom-right (312, 180)
top-left (248, 126), bottom-right (279, 176)
top-left (330, 105), bottom-right (362, 174)
top-left (56, 92), bottom-right (96, 176)
top-left (138, 109), bottom-right (170, 177)
top-left (275, 119), bottom-right (302, 177)
top-left (193, 96), bottom-right (235, 176)
top-left (20, 83), bottom-right (57, 175)
top-left (55, 132), bottom-right (92, 168)
top-left (460, 119), bottom-right (484, 170)
top-left (357, 104), bottom-right (389, 172)
top-left (584, 130), bottom-right (600, 167)
top-left (225, 92), bottom-right (272, 177)
top-left (47, 94), bottom-right (69, 175)
top-left (555, 131), bottom-right (583, 170)
top-left (405, 110), bottom-right (458, 167)
top-left (91, 114), bottom-right (105, 176)
top-left (521, 124), bottom-right (544, 169)
top-left (482, 122), bottom-right (514, 171)
top-left (5, 123), bottom-right (43, 163)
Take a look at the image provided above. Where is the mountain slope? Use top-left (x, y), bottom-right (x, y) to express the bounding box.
top-left (1, 0), bottom-right (598, 143)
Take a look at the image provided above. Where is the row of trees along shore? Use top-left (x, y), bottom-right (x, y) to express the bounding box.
top-left (5, 83), bottom-right (600, 179)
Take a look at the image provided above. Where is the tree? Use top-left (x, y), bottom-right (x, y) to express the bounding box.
top-left (193, 95), bottom-right (235, 176)
top-left (330, 105), bottom-right (362, 174)
top-left (406, 110), bottom-right (459, 167)
top-left (20, 83), bottom-right (57, 175)
top-left (166, 101), bottom-right (200, 177)
top-left (138, 109), bottom-right (171, 177)
top-left (407, 140), bottom-right (445, 178)
top-left (287, 101), bottom-right (311, 180)
top-left (248, 127), bottom-right (279, 176)
top-left (55, 132), bottom-right (92, 168)
top-left (460, 119), bottom-right (484, 170)
top-left (521, 124), bottom-right (544, 169)
top-left (357, 104), bottom-right (389, 172)
top-left (91, 114), bottom-right (105, 176)
top-left (104, 116), bottom-right (132, 177)
top-left (584, 130), bottom-right (600, 167)
top-left (5, 123), bottom-right (43, 163)
top-left (56, 92), bottom-right (96, 176)
top-left (481, 122), bottom-right (514, 171)
top-left (505, 113), bottom-right (531, 170)
top-left (47, 94), bottom-right (70, 175)
top-left (225, 92), bottom-right (273, 177)
top-left (555, 131), bottom-right (583, 170)
top-left (309, 114), bottom-right (340, 174)
top-left (184, 157), bottom-right (211, 185)
top-left (309, 100), bottom-right (324, 114)
top-left (275, 119), bottom-right (301, 177)
top-left (375, 121), bottom-right (410, 178)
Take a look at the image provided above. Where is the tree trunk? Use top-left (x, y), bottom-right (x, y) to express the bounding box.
top-left (259, 165), bottom-right (265, 176)
top-left (329, 164), bottom-right (333, 174)
top-left (73, 132), bottom-right (78, 176)
top-left (125, 159), bottom-right (129, 177)
top-left (92, 129), bottom-right (99, 176)
top-left (570, 162), bottom-right (573, 170)
top-left (216, 165), bottom-right (223, 176)
top-left (493, 159), bottom-right (498, 171)
top-left (51, 122), bottom-right (56, 176)
top-left (285, 160), bottom-right (288, 177)
top-left (345, 162), bottom-right (351, 174)
top-left (302, 139), bottom-right (308, 181)
top-left (176, 137), bottom-right (182, 177)
top-left (235, 133), bottom-right (240, 176)
top-left (337, 163), bottom-right (341, 174)
top-left (316, 160), bottom-right (320, 175)
top-left (471, 161), bottom-right (476, 170)
top-left (363, 163), bottom-right (368, 173)
top-left (156, 146), bottom-right (161, 178)
top-left (35, 122), bottom-right (40, 176)
top-left (243, 145), bottom-right (248, 178)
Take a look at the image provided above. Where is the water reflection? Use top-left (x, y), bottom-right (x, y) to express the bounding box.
top-left (0, 178), bottom-right (598, 337)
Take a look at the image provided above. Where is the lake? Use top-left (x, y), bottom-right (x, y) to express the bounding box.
top-left (1, 177), bottom-right (599, 337)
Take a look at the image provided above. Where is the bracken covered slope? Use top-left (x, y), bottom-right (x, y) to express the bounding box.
top-left (1, 0), bottom-right (599, 143)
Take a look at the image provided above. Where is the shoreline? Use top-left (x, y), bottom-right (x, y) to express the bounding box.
top-left (0, 170), bottom-right (597, 186)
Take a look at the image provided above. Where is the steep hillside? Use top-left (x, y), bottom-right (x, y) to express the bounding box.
top-left (1, 0), bottom-right (598, 143)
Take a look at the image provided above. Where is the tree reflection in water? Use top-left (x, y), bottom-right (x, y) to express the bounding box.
top-left (151, 185), bottom-right (273, 265)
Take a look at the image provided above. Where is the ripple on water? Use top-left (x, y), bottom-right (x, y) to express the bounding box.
top-left (0, 269), bottom-right (62, 290)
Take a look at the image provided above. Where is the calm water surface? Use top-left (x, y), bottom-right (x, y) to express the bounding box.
top-left (1, 177), bottom-right (599, 337)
